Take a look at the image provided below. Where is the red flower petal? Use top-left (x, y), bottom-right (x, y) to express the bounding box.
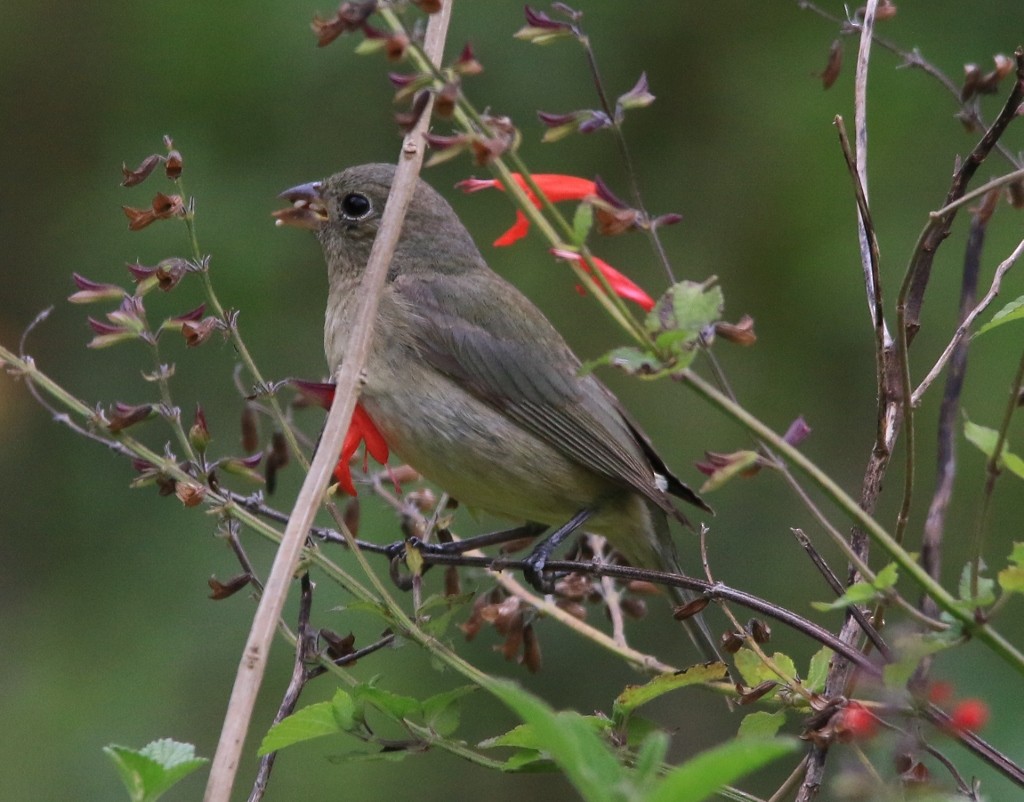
top-left (354, 405), bottom-right (390, 464)
top-left (331, 402), bottom-right (390, 496)
top-left (493, 211), bottom-right (530, 246)
top-left (551, 249), bottom-right (655, 311)
top-left (457, 173), bottom-right (598, 246)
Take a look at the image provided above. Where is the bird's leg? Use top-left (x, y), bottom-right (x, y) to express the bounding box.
top-left (385, 522), bottom-right (548, 592)
top-left (383, 522), bottom-right (547, 561)
top-left (522, 507), bottom-right (594, 593)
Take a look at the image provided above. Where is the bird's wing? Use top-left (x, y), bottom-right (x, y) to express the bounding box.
top-left (393, 271), bottom-right (706, 514)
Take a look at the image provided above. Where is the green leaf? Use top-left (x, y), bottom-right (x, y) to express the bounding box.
top-left (1005, 450), bottom-right (1024, 481)
top-left (964, 418), bottom-right (1001, 457)
top-left (732, 649), bottom-right (796, 691)
top-left (353, 685), bottom-right (422, 721)
top-left (957, 562), bottom-right (996, 607)
top-left (644, 278), bottom-right (723, 367)
top-left (882, 632), bottom-right (954, 689)
top-left (104, 739), bottom-right (207, 802)
top-left (812, 580), bottom-right (881, 611)
top-left (976, 295), bottom-right (1024, 336)
top-left (572, 202), bottom-right (594, 246)
top-left (737, 710), bottom-right (787, 739)
top-left (805, 647), bottom-right (833, 693)
top-left (874, 562), bottom-right (899, 589)
top-left (998, 542), bottom-right (1024, 594)
top-left (647, 737), bottom-right (799, 802)
top-left (646, 278), bottom-right (723, 338)
top-left (258, 693), bottom-right (350, 756)
top-left (581, 346), bottom-right (667, 377)
top-left (422, 686), bottom-right (477, 737)
top-left (612, 663), bottom-right (728, 727)
top-left (632, 730), bottom-right (670, 790)
top-left (487, 679), bottom-right (630, 802)
top-left (963, 418), bottom-right (1024, 479)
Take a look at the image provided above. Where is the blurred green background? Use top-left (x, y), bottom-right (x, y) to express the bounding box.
top-left (2, 1), bottom-right (1023, 799)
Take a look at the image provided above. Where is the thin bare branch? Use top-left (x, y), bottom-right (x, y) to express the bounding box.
top-left (202, 6), bottom-right (454, 800)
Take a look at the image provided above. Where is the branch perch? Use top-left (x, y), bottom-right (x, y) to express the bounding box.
top-left (201, 6), bottom-right (453, 800)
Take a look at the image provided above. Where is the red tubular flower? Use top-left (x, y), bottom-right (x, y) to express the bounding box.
top-left (335, 404), bottom-right (390, 496)
top-left (456, 173), bottom-right (596, 246)
top-left (551, 249), bottom-right (655, 311)
top-left (458, 173), bottom-right (655, 311)
top-left (290, 380), bottom-right (389, 496)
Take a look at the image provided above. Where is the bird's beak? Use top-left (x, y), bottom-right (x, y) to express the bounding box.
top-left (273, 181), bottom-right (328, 229)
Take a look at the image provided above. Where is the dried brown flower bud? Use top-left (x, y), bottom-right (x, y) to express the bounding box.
top-left (175, 481), bottom-right (206, 507)
top-left (208, 573), bottom-right (252, 600)
top-left (121, 154), bottom-right (162, 187)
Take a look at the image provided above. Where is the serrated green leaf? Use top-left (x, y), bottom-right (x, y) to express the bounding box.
top-left (806, 647), bottom-right (833, 693)
top-left (1006, 542), bottom-right (1024, 566)
top-left (647, 737), bottom-right (799, 802)
top-left (104, 740), bottom-right (207, 802)
top-left (422, 686), bottom-right (476, 737)
top-left (962, 417), bottom-right (1024, 480)
top-left (737, 710), bottom-right (787, 739)
top-left (1004, 450), bottom-right (1024, 480)
top-left (976, 295), bottom-right (1024, 336)
top-left (646, 279), bottom-right (723, 336)
top-left (998, 543), bottom-right (1024, 593)
top-left (325, 748), bottom-right (410, 764)
top-left (964, 418), bottom-right (1000, 457)
top-left (874, 562), bottom-right (899, 589)
top-left (332, 688), bottom-right (358, 731)
top-left (572, 202), bottom-right (594, 246)
top-left (258, 696), bottom-right (347, 756)
top-left (811, 580), bottom-right (878, 611)
top-left (354, 685), bottom-right (422, 721)
top-left (486, 679), bottom-right (628, 802)
top-left (632, 730), bottom-right (670, 790)
top-left (998, 564), bottom-right (1024, 593)
top-left (612, 663), bottom-right (728, 726)
top-left (882, 632), bottom-right (954, 689)
top-left (957, 562), bottom-right (996, 607)
top-left (733, 649), bottom-right (796, 689)
top-left (581, 346), bottom-right (667, 377)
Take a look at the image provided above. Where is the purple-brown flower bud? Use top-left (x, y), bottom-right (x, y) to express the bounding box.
top-left (107, 402), bottom-right (155, 433)
top-left (69, 273), bottom-right (126, 304)
top-left (121, 154), bottom-right (162, 187)
top-left (208, 573), bottom-right (252, 600)
top-left (189, 404), bottom-right (212, 453)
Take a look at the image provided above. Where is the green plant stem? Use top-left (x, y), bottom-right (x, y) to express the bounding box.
top-left (0, 343), bottom-right (374, 601)
top-left (679, 368), bottom-right (1024, 675)
top-left (147, 337), bottom-right (197, 465)
top-left (386, 9), bottom-right (652, 346)
top-left (176, 179), bottom-right (311, 473)
top-left (577, 31), bottom-right (677, 283)
top-left (971, 346), bottom-right (1024, 596)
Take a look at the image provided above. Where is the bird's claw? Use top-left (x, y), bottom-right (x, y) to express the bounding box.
top-left (522, 551), bottom-right (557, 594)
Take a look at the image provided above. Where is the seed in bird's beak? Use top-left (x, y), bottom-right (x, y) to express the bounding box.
top-left (273, 181), bottom-right (328, 229)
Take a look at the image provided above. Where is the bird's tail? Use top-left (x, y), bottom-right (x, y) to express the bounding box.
top-left (646, 503), bottom-right (724, 665)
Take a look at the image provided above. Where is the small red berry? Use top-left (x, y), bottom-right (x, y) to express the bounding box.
top-left (949, 700), bottom-right (989, 732)
top-left (839, 703), bottom-right (878, 740)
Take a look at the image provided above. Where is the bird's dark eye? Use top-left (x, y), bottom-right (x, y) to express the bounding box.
top-left (340, 192), bottom-right (372, 220)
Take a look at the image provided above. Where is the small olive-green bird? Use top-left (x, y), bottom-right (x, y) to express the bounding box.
top-left (280, 163), bottom-right (719, 661)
